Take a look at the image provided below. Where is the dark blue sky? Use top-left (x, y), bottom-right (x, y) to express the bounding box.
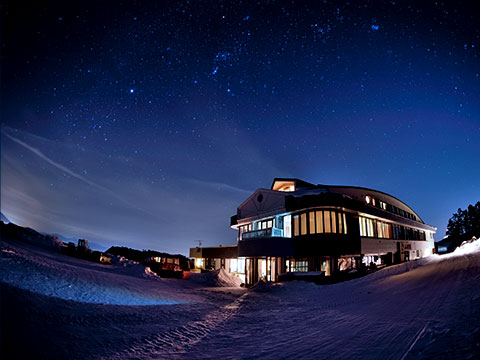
top-left (2, 0), bottom-right (479, 254)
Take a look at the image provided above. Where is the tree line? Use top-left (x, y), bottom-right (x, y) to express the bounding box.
top-left (447, 201), bottom-right (480, 239)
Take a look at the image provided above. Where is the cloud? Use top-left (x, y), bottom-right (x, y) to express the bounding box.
top-left (3, 130), bottom-right (107, 192)
top-left (1, 128), bottom-right (159, 219)
top-left (183, 178), bottom-right (253, 195)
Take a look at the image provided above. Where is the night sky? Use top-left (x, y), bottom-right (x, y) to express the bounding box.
top-left (2, 1), bottom-right (479, 254)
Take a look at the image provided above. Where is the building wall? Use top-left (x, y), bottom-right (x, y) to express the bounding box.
top-left (361, 237), bottom-right (434, 258)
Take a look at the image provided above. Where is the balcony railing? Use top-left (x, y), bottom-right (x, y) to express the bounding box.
top-left (241, 227), bottom-right (284, 240)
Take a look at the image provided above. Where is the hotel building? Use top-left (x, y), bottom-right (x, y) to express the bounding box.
top-left (190, 178), bottom-right (436, 285)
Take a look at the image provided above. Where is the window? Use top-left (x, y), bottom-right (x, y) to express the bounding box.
top-left (293, 215), bottom-right (300, 236)
top-left (295, 260), bottom-right (309, 272)
top-left (267, 220), bottom-right (273, 228)
top-left (324, 211), bottom-right (331, 233)
top-left (284, 215), bottom-right (292, 238)
top-left (309, 212), bottom-right (316, 234)
top-left (377, 221), bottom-right (382, 238)
top-left (301, 213), bottom-right (307, 235)
top-left (359, 216), bottom-right (376, 237)
top-left (316, 211), bottom-right (323, 233)
top-left (368, 219), bottom-right (374, 237)
top-left (330, 211), bottom-right (337, 233)
top-left (338, 212), bottom-right (343, 234)
top-left (343, 213), bottom-right (347, 234)
top-left (359, 217), bottom-right (366, 237)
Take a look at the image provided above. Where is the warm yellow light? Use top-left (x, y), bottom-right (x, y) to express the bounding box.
top-left (272, 180), bottom-right (295, 192)
top-left (194, 258), bottom-right (204, 269)
top-left (365, 195), bottom-right (371, 204)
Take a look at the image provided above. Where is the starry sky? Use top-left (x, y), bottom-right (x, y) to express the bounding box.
top-left (2, 0), bottom-right (479, 254)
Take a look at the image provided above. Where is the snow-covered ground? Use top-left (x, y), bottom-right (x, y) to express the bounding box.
top-left (2, 236), bottom-right (480, 359)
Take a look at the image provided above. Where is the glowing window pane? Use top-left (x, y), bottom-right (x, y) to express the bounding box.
top-left (316, 211), bottom-right (323, 233)
top-left (284, 215), bottom-right (292, 238)
top-left (301, 213), bottom-right (307, 235)
top-left (343, 213), bottom-right (347, 234)
top-left (294, 215), bottom-right (300, 236)
top-left (377, 222), bottom-right (383, 238)
top-left (338, 212), bottom-right (342, 234)
top-left (368, 219), bottom-right (374, 237)
top-left (331, 211), bottom-right (336, 233)
top-left (324, 211), bottom-right (331, 233)
top-left (309, 212), bottom-right (315, 234)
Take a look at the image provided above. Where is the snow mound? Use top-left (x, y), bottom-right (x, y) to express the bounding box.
top-left (186, 269), bottom-right (242, 287)
top-left (249, 279), bottom-right (270, 292)
top-left (454, 236), bottom-right (480, 255)
top-left (109, 255), bottom-right (160, 280)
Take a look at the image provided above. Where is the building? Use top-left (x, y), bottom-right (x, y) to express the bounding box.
top-left (189, 245), bottom-right (245, 282)
top-left (191, 178), bottom-right (436, 285)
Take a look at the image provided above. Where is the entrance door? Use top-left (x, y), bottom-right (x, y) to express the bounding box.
top-left (258, 259), bottom-right (267, 281)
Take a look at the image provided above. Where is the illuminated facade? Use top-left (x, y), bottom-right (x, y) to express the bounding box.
top-left (192, 178), bottom-right (436, 285)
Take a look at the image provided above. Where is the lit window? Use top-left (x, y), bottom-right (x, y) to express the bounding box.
top-left (377, 221), bottom-right (383, 238)
top-left (295, 260), bottom-right (309, 272)
top-left (293, 215), bottom-right (300, 236)
top-left (195, 258), bottom-right (204, 269)
top-left (284, 215), bottom-right (292, 238)
top-left (324, 211), bottom-right (331, 233)
top-left (361, 217), bottom-right (367, 236)
top-left (331, 211), bottom-right (336, 233)
top-left (385, 223), bottom-right (392, 238)
top-left (365, 195), bottom-right (371, 204)
top-left (343, 213), bottom-right (347, 234)
top-left (316, 211), bottom-right (323, 233)
top-left (338, 212), bottom-right (343, 234)
top-left (267, 220), bottom-right (273, 228)
top-left (367, 219), bottom-right (374, 237)
top-left (309, 212), bottom-right (316, 234)
top-left (301, 213), bottom-right (307, 235)
top-left (272, 180), bottom-right (295, 192)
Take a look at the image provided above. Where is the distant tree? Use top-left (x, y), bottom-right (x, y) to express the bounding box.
top-left (447, 201), bottom-right (480, 238)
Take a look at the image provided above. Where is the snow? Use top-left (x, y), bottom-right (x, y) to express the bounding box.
top-left (2, 236), bottom-right (480, 359)
top-left (185, 268), bottom-right (243, 287)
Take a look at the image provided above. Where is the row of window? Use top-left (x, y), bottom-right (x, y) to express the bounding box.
top-left (239, 223), bottom-right (252, 234)
top-left (359, 216), bottom-right (426, 240)
top-left (293, 210), bottom-right (348, 236)
top-left (365, 196), bottom-right (417, 221)
top-left (286, 259), bottom-right (309, 272)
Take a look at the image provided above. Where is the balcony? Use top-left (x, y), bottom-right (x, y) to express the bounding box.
top-left (241, 227), bottom-right (284, 240)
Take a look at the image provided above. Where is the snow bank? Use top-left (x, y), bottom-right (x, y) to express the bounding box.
top-left (453, 236), bottom-right (480, 255)
top-left (107, 254), bottom-right (160, 280)
top-left (186, 269), bottom-right (242, 287)
top-left (0, 240), bottom-right (187, 305)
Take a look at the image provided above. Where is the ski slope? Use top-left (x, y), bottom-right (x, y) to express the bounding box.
top-left (2, 237), bottom-right (480, 359)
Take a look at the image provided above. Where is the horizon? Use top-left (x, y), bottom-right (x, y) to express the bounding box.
top-left (2, 1), bottom-right (479, 255)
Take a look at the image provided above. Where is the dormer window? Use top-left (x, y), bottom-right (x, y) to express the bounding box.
top-left (272, 180), bottom-right (295, 192)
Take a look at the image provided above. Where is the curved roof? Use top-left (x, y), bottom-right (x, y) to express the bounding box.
top-left (270, 178), bottom-right (425, 224)
top-left (325, 185), bottom-right (424, 224)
